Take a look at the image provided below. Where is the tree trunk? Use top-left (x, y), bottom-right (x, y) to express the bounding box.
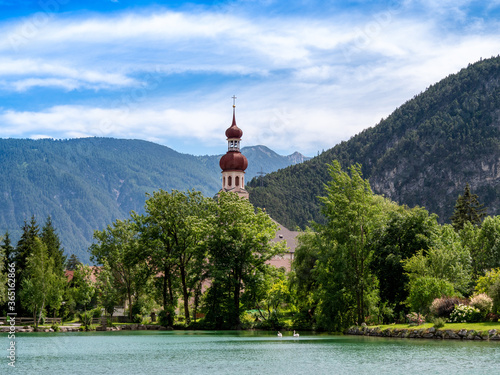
top-left (180, 264), bottom-right (190, 325)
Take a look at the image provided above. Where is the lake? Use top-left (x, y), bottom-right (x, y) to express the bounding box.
top-left (6, 330), bottom-right (500, 374)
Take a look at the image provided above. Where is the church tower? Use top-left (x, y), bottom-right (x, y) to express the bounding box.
top-left (219, 96), bottom-right (249, 199)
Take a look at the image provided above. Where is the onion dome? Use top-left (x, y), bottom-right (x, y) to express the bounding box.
top-left (225, 107), bottom-right (243, 139)
top-left (219, 151), bottom-right (248, 171)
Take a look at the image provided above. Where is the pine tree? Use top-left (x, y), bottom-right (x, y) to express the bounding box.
top-left (41, 216), bottom-right (67, 277)
top-left (67, 254), bottom-right (82, 271)
top-left (451, 183), bottom-right (487, 231)
top-left (1, 231), bottom-right (15, 273)
top-left (14, 216), bottom-right (40, 278)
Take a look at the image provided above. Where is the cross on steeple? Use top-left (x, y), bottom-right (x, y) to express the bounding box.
top-left (232, 95), bottom-right (237, 107)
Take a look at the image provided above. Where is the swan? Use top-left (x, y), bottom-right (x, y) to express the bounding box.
top-left (293, 330), bottom-right (299, 337)
top-left (277, 331), bottom-right (282, 337)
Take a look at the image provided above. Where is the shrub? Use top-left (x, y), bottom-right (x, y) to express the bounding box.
top-left (406, 312), bottom-right (425, 325)
top-left (449, 304), bottom-right (481, 323)
top-left (158, 307), bottom-right (175, 327)
top-left (51, 324), bottom-right (60, 332)
top-left (470, 293), bottom-right (493, 316)
top-left (429, 296), bottom-right (463, 318)
top-left (432, 317), bottom-right (446, 329)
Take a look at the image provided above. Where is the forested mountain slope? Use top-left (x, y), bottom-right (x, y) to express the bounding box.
top-left (247, 56), bottom-right (500, 229)
top-left (0, 138), bottom-right (307, 262)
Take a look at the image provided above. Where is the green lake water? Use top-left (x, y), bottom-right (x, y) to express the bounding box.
top-left (3, 330), bottom-right (499, 374)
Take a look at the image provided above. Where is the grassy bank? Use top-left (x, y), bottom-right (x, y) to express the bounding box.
top-left (374, 322), bottom-right (500, 331)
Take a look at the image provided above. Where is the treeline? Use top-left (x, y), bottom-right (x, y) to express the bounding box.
top-left (2, 161), bottom-right (499, 332)
top-left (248, 55), bottom-right (500, 229)
top-left (291, 161), bottom-right (500, 331)
top-left (0, 216), bottom-right (69, 327)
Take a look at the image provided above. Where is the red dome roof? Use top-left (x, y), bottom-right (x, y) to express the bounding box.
top-left (219, 151), bottom-right (248, 171)
top-left (225, 108), bottom-right (243, 139)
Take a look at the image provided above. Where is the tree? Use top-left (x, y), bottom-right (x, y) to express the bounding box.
top-left (141, 189), bottom-right (210, 325)
top-left (289, 229), bottom-right (321, 329)
top-left (14, 216), bottom-right (40, 280)
top-left (96, 260), bottom-right (121, 320)
top-left (470, 216), bottom-right (500, 275)
top-left (0, 233), bottom-right (14, 311)
top-left (19, 238), bottom-right (65, 329)
top-left (0, 236), bottom-right (7, 307)
top-left (451, 183), bottom-right (486, 231)
top-left (41, 216), bottom-right (67, 276)
top-left (67, 254), bottom-right (82, 271)
top-left (203, 192), bottom-right (284, 329)
top-left (315, 161), bottom-right (385, 330)
top-left (90, 219), bottom-right (146, 321)
top-left (70, 264), bottom-right (96, 330)
top-left (371, 206), bottom-right (439, 317)
top-left (403, 225), bottom-right (473, 297)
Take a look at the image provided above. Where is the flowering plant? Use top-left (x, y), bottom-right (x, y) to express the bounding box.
top-left (449, 304), bottom-right (481, 323)
top-left (406, 312), bottom-right (425, 325)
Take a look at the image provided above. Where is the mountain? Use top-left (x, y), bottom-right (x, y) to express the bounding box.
top-left (247, 56), bottom-right (500, 229)
top-left (0, 138), bottom-right (308, 262)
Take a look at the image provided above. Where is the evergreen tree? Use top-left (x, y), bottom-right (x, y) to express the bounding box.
top-left (41, 216), bottom-right (67, 276)
top-left (1, 232), bottom-right (14, 275)
top-left (451, 183), bottom-right (487, 231)
top-left (67, 254), bottom-right (82, 271)
top-left (13, 216), bottom-right (40, 277)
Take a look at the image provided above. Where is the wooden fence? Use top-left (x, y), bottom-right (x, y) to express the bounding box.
top-left (0, 317), bottom-right (62, 325)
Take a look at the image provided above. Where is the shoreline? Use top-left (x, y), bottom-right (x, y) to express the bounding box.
top-left (0, 324), bottom-right (173, 333)
top-left (347, 325), bottom-right (500, 341)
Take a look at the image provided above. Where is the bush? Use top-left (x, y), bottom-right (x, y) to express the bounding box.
top-left (470, 293), bottom-right (493, 316)
top-left (429, 296), bottom-right (463, 318)
top-left (449, 304), bottom-right (481, 323)
top-left (432, 317), bottom-right (446, 329)
top-left (158, 307), bottom-right (175, 327)
top-left (240, 313), bottom-right (256, 330)
top-left (51, 324), bottom-right (60, 332)
top-left (406, 312), bottom-right (425, 325)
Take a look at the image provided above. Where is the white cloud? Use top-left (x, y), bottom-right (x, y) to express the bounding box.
top-left (0, 3), bottom-right (500, 155)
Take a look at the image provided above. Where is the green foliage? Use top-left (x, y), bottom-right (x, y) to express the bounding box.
top-left (451, 183), bottom-right (487, 231)
top-left (203, 192), bottom-right (284, 329)
top-left (90, 219), bottom-right (146, 321)
top-left (141, 189), bottom-right (211, 325)
top-left (432, 317), bottom-right (446, 329)
top-left (19, 237), bottom-right (65, 328)
top-left (70, 264), bottom-right (96, 313)
top-left (0, 237), bottom-right (7, 306)
top-left (0, 139), bottom-right (302, 262)
top-left (371, 205), bottom-right (439, 315)
top-left (66, 254), bottom-right (82, 271)
top-left (471, 216), bottom-right (500, 275)
top-left (248, 56), bottom-right (500, 231)
top-left (403, 225), bottom-right (473, 296)
top-left (314, 161), bottom-right (385, 330)
top-left (405, 276), bottom-right (455, 315)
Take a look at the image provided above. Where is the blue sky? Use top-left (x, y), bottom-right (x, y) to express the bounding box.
top-left (0, 1), bottom-right (499, 156)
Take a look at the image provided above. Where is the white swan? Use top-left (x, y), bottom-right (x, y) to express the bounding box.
top-left (277, 331), bottom-right (282, 337)
top-left (293, 330), bottom-right (299, 337)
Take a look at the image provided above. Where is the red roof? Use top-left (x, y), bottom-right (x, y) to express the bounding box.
top-left (225, 108), bottom-right (243, 139)
top-left (219, 151), bottom-right (248, 171)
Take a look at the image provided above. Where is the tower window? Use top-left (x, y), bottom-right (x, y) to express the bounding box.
top-left (228, 176), bottom-right (232, 187)
top-left (235, 176), bottom-right (240, 187)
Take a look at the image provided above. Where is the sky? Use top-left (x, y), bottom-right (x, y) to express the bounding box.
top-left (0, 1), bottom-right (499, 156)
